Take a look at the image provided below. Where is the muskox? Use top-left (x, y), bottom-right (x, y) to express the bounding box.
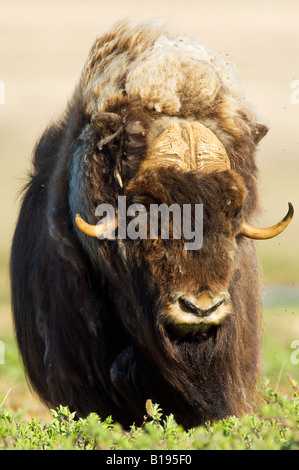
top-left (11, 19), bottom-right (293, 429)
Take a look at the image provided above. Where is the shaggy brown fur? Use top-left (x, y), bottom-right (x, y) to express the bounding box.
top-left (11, 19), bottom-right (268, 428)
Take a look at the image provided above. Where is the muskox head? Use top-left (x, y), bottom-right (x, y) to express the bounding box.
top-left (74, 116), bottom-right (292, 339)
top-left (11, 19), bottom-right (294, 429)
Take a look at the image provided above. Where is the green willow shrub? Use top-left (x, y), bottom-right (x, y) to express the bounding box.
top-left (0, 381), bottom-right (298, 450)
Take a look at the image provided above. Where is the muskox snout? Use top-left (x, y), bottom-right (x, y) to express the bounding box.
top-left (178, 295), bottom-right (225, 317)
top-left (162, 290), bottom-right (232, 335)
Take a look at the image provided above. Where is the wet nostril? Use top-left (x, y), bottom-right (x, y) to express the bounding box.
top-left (179, 297), bottom-right (225, 317)
top-left (179, 298), bottom-right (199, 315)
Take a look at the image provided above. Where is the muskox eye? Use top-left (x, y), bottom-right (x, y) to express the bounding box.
top-left (233, 207), bottom-right (242, 219)
top-left (97, 126), bottom-right (124, 152)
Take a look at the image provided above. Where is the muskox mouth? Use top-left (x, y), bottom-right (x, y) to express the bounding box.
top-left (161, 290), bottom-right (232, 336)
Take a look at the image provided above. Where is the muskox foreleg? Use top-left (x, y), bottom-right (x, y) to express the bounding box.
top-left (109, 346), bottom-right (150, 426)
top-left (110, 347), bottom-right (137, 397)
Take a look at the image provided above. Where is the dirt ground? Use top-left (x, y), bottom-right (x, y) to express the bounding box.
top-left (0, 0), bottom-right (298, 419)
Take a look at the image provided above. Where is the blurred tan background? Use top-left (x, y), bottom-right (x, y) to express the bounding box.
top-left (0, 0), bottom-right (298, 418)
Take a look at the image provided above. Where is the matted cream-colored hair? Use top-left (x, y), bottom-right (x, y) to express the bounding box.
top-left (80, 18), bottom-right (252, 136)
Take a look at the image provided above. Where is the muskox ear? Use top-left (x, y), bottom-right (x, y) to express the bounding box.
top-left (91, 112), bottom-right (122, 134)
top-left (253, 122), bottom-right (269, 144)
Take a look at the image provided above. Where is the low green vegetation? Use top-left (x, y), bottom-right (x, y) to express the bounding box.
top-left (0, 383), bottom-right (299, 450)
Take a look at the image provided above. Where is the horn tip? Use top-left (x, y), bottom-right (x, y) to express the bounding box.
top-left (75, 213), bottom-right (97, 237)
top-left (75, 213), bottom-right (85, 226)
top-left (288, 202), bottom-right (294, 218)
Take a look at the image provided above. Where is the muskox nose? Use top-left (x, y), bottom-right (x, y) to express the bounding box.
top-left (178, 291), bottom-right (227, 317)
